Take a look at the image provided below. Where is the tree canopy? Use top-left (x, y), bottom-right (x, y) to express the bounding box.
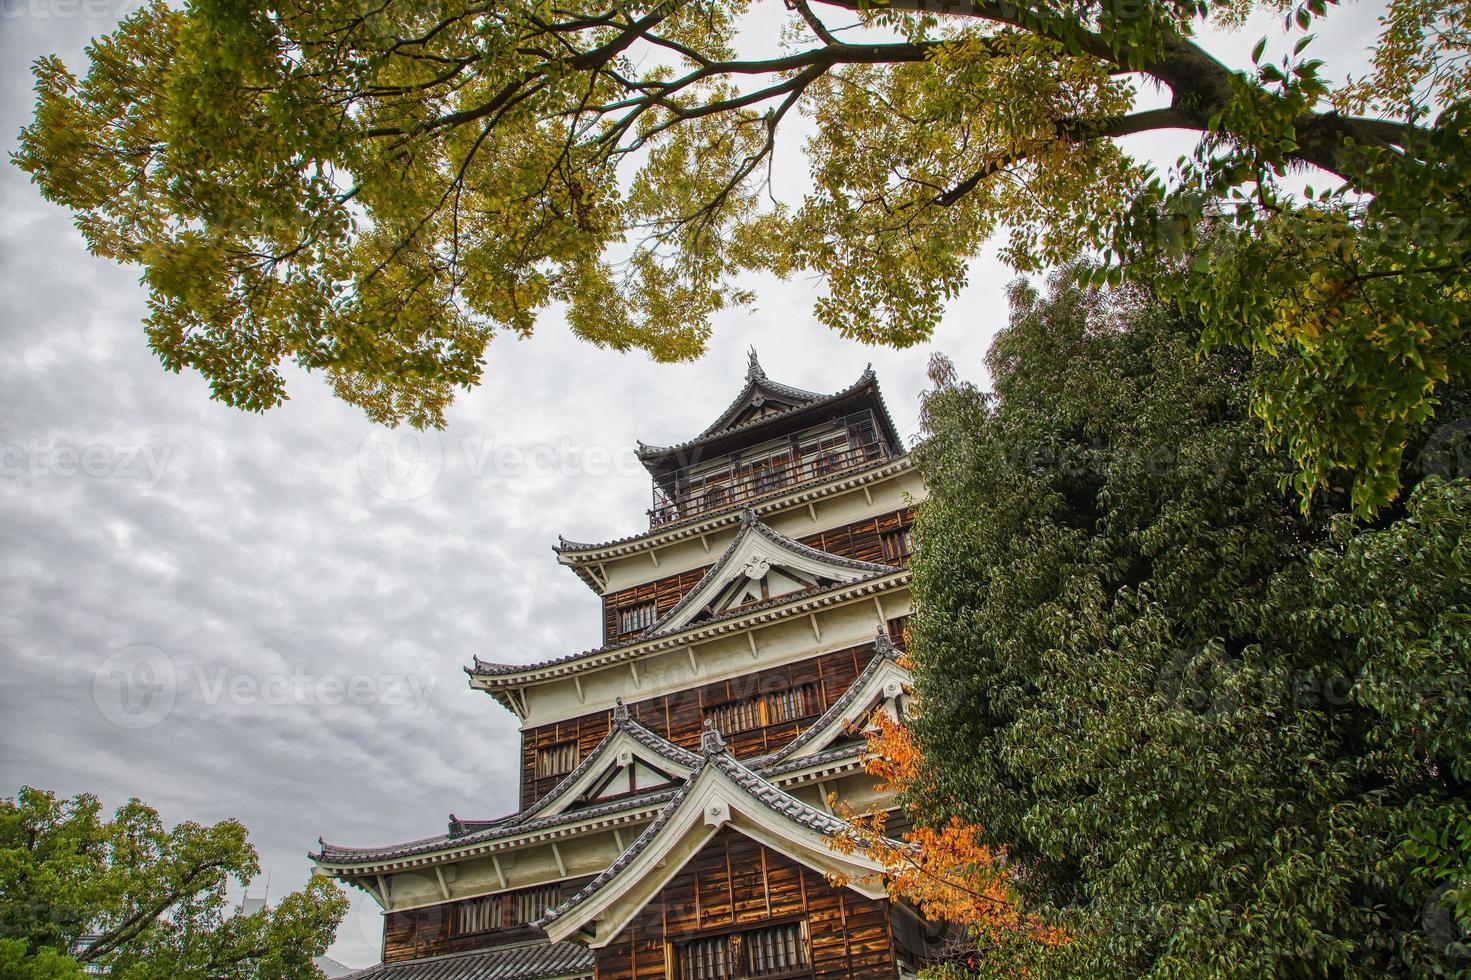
top-left (13, 0), bottom-right (1469, 509)
top-left (0, 787), bottom-right (347, 979)
top-left (898, 268), bottom-right (1470, 975)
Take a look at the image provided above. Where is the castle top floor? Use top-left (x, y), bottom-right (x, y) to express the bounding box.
top-left (636, 350), bottom-right (905, 529)
top-left (554, 352), bottom-right (913, 597)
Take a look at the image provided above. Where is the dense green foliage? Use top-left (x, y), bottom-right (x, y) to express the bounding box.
top-left (906, 271), bottom-right (1471, 976)
top-left (13, 0), bottom-right (1470, 510)
top-left (0, 788), bottom-right (347, 979)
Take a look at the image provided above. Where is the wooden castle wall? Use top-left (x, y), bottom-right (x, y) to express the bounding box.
top-left (601, 509), bottom-right (915, 645)
top-left (520, 620), bottom-right (907, 808)
top-left (593, 826), bottom-right (898, 979)
top-left (381, 878), bottom-right (588, 963)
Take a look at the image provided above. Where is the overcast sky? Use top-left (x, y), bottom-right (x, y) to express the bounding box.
top-left (0, 0), bottom-right (1383, 968)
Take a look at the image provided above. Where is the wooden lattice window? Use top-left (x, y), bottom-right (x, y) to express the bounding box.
top-left (674, 922), bottom-right (809, 979)
top-left (619, 601), bottom-right (657, 634)
top-left (704, 697), bottom-right (763, 735)
top-left (704, 684), bottom-right (820, 735)
top-left (765, 684), bottom-right (819, 725)
top-left (456, 894), bottom-right (502, 935)
top-left (880, 526), bottom-right (913, 563)
top-left (513, 883), bottom-right (561, 925)
top-left (536, 742), bottom-right (577, 779)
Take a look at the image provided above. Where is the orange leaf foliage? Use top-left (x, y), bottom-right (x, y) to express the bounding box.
top-left (828, 704), bottom-right (1065, 946)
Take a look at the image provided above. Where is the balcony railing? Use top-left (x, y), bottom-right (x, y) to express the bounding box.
top-left (648, 411), bottom-right (893, 527)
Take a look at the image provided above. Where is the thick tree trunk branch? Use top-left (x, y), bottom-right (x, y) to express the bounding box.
top-left (812, 0), bottom-right (1428, 186)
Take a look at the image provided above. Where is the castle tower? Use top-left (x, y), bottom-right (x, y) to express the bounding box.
top-left (313, 355), bottom-right (931, 979)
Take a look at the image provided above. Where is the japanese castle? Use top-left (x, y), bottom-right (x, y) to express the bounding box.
top-left (313, 353), bottom-right (934, 979)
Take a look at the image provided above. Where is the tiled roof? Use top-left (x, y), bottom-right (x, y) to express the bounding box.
top-left (313, 786), bottom-right (675, 865)
top-left (510, 699), bottom-right (699, 825)
top-left (340, 942), bottom-right (592, 980)
top-left (536, 725), bottom-right (850, 930)
top-left (686, 349), bottom-right (827, 443)
top-left (318, 640), bottom-right (894, 868)
top-left (467, 566), bottom-right (901, 680)
top-left (552, 454), bottom-right (914, 561)
top-left (639, 510), bottom-right (898, 639)
top-left (752, 627), bottom-right (904, 767)
top-left (635, 366), bottom-right (878, 464)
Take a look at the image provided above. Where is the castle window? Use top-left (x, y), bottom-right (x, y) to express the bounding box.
top-left (704, 684), bottom-right (820, 735)
top-left (513, 883), bottom-right (561, 925)
top-left (704, 697), bottom-right (763, 736)
top-left (880, 526), bottom-right (913, 563)
top-left (456, 894), bottom-right (502, 935)
top-left (536, 742), bottom-right (578, 779)
top-left (673, 921), bottom-right (809, 979)
top-left (619, 601), bottom-right (657, 634)
top-left (677, 933), bottom-right (733, 979)
top-left (765, 684), bottom-right (819, 725)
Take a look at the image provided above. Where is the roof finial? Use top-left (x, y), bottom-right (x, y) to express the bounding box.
top-left (613, 696), bottom-right (629, 724)
top-left (701, 718), bottom-right (728, 755)
top-left (746, 346), bottom-right (765, 381)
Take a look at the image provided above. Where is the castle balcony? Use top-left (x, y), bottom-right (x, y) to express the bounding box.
top-left (648, 410), bottom-right (892, 527)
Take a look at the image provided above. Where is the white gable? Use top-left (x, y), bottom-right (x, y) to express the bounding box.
top-left (764, 654), bottom-right (912, 766)
top-left (541, 758), bottom-right (887, 946)
top-left (646, 514), bottom-right (895, 638)
top-left (518, 727), bottom-right (696, 823)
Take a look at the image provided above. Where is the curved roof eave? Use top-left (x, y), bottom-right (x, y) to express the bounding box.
top-left (634, 366), bottom-right (878, 468)
top-left (465, 569), bottom-right (909, 687)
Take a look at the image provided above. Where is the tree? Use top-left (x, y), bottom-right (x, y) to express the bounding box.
top-left (828, 706), bottom-right (1068, 970)
top-left (897, 268), bottom-right (1470, 976)
top-left (12, 0), bottom-right (1468, 506)
top-left (0, 787), bottom-right (348, 979)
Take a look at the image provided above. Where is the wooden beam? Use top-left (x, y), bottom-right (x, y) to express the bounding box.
top-left (747, 631), bottom-right (760, 660)
top-left (809, 613), bottom-right (822, 641)
top-left (629, 661), bottom-right (641, 689)
top-left (862, 486), bottom-right (873, 506)
top-left (491, 853), bottom-right (507, 889)
top-left (375, 874), bottom-right (390, 908)
top-left (573, 674), bottom-right (585, 704)
top-left (873, 596), bottom-right (885, 623)
top-left (807, 502), bottom-right (818, 522)
top-left (699, 533), bottom-right (711, 553)
top-left (434, 866), bottom-right (450, 900)
top-left (649, 549), bottom-right (661, 568)
top-left (687, 648), bottom-right (700, 676)
top-left (613, 828), bottom-right (625, 851)
top-left (551, 842), bottom-right (568, 877)
top-left (818, 782), bottom-right (835, 815)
